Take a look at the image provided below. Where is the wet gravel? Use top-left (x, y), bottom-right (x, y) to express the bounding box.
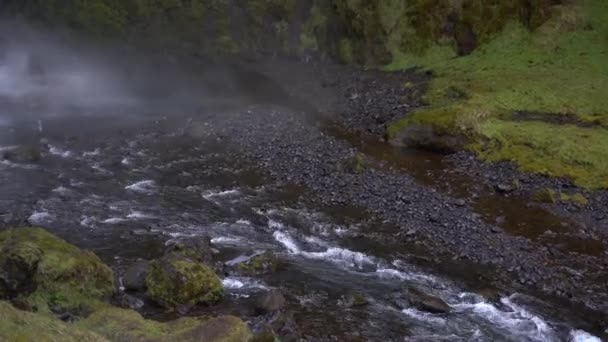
top-left (185, 58), bottom-right (608, 332)
top-left (186, 104), bottom-right (608, 326)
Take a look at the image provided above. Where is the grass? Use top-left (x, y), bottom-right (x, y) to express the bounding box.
top-left (387, 0), bottom-right (608, 189)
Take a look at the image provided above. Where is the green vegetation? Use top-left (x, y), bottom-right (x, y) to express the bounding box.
top-left (387, 0), bottom-right (608, 189)
top-left (0, 228), bottom-right (114, 315)
top-left (0, 228), bottom-right (250, 341)
top-left (534, 188), bottom-right (590, 207)
top-left (145, 254), bottom-right (223, 309)
top-left (80, 307), bottom-right (252, 342)
top-left (0, 301), bottom-right (252, 342)
top-left (0, 301), bottom-right (105, 341)
top-left (236, 252), bottom-right (281, 276)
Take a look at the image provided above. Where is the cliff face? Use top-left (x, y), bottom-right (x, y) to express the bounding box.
top-left (0, 0), bottom-right (560, 63)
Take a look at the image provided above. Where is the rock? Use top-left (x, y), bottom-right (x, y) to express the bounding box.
top-left (0, 228), bottom-right (114, 315)
top-left (495, 183), bottom-right (514, 194)
top-left (165, 235), bottom-right (214, 265)
top-left (122, 260), bottom-right (149, 291)
top-left (235, 252), bottom-right (282, 276)
top-left (406, 288), bottom-right (450, 314)
top-left (0, 301), bottom-right (104, 341)
top-left (1, 145), bottom-right (41, 163)
top-left (145, 254), bottom-right (223, 309)
top-left (115, 292), bottom-right (144, 310)
top-left (533, 188), bottom-right (557, 203)
top-left (255, 290), bottom-right (287, 314)
top-left (80, 307), bottom-right (252, 342)
top-left (341, 292), bottom-right (368, 308)
top-left (455, 199), bottom-right (466, 207)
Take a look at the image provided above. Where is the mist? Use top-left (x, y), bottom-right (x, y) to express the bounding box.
top-left (0, 20), bottom-right (262, 127)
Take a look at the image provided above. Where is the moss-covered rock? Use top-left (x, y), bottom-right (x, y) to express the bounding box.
top-left (0, 228), bottom-right (114, 315)
top-left (560, 192), bottom-right (589, 208)
top-left (80, 306), bottom-right (252, 342)
top-left (533, 188), bottom-right (558, 204)
top-left (0, 301), bottom-right (106, 341)
top-left (0, 300), bottom-right (252, 342)
top-left (145, 254), bottom-right (223, 309)
top-left (236, 252), bottom-right (282, 276)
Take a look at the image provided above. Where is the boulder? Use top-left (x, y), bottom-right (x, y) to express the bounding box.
top-left (122, 259), bottom-right (150, 291)
top-left (406, 288), bottom-right (450, 314)
top-left (1, 145), bottom-right (42, 163)
top-left (165, 235), bottom-right (214, 265)
top-left (145, 254), bottom-right (223, 309)
top-left (255, 290), bottom-right (286, 314)
top-left (235, 252), bottom-right (282, 276)
top-left (0, 228), bottom-right (114, 315)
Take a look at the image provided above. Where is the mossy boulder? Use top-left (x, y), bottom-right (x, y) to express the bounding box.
top-left (0, 300), bottom-right (106, 341)
top-left (0, 228), bottom-right (114, 315)
top-left (80, 307), bottom-right (252, 342)
top-left (236, 252), bottom-right (282, 276)
top-left (0, 300), bottom-right (252, 342)
top-left (560, 192), bottom-right (589, 208)
top-left (145, 254), bottom-right (223, 309)
top-left (164, 236), bottom-right (214, 265)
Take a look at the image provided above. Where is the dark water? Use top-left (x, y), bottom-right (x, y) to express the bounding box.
top-left (0, 74), bottom-right (603, 341)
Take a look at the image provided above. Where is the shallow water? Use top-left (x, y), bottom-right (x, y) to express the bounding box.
top-left (0, 110), bottom-right (603, 341)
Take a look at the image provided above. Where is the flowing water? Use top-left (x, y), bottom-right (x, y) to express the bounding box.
top-left (0, 67), bottom-right (604, 341)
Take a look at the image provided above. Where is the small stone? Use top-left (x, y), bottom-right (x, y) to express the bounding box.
top-left (495, 183), bottom-right (514, 194)
top-left (455, 199), bottom-right (466, 207)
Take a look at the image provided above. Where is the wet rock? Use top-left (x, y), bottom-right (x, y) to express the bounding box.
top-left (0, 228), bottom-right (114, 315)
top-left (255, 290), bottom-right (287, 314)
top-left (145, 254), bottom-right (223, 309)
top-left (406, 287), bottom-right (450, 314)
top-left (115, 292), bottom-right (144, 310)
top-left (234, 251), bottom-right (282, 276)
top-left (165, 235), bottom-right (214, 265)
top-left (122, 259), bottom-right (149, 292)
top-left (495, 183), bottom-right (515, 194)
top-left (341, 292), bottom-right (368, 308)
top-left (1, 145), bottom-right (42, 163)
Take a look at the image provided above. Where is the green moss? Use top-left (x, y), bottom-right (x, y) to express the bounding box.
top-left (237, 252), bottom-right (281, 276)
top-left (388, 0), bottom-right (608, 189)
top-left (338, 38), bottom-right (355, 64)
top-left (145, 255), bottom-right (223, 309)
top-left (533, 188), bottom-right (558, 204)
top-left (300, 4), bottom-right (328, 52)
top-left (0, 301), bottom-right (106, 342)
top-left (560, 192), bottom-right (590, 208)
top-left (0, 228), bottom-right (114, 315)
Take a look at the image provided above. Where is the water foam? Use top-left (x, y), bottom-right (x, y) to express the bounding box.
top-left (28, 211), bottom-right (53, 225)
top-left (452, 295), bottom-right (558, 341)
top-left (273, 230), bottom-right (374, 269)
top-left (125, 180), bottom-right (157, 194)
top-left (48, 145), bottom-right (73, 158)
top-left (222, 277), bottom-right (267, 290)
top-left (202, 189), bottom-right (240, 200)
top-left (569, 330), bottom-right (602, 342)
top-left (126, 211), bottom-right (156, 220)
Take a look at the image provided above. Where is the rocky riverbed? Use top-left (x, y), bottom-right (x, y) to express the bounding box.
top-left (0, 54), bottom-right (606, 341)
